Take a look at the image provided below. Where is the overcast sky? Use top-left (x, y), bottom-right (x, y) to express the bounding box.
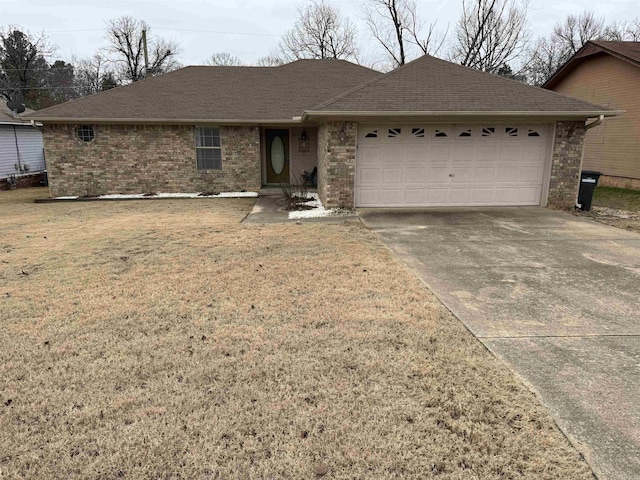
top-left (1, 0), bottom-right (638, 67)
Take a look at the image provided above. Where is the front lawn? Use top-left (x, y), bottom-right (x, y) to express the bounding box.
top-left (0, 188), bottom-right (592, 478)
top-left (593, 186), bottom-right (640, 212)
top-left (578, 186), bottom-right (640, 233)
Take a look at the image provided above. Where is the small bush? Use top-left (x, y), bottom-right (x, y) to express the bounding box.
top-left (280, 183), bottom-right (313, 211)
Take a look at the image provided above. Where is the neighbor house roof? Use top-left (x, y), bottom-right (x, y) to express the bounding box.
top-left (0, 103), bottom-right (37, 126)
top-left (544, 41), bottom-right (640, 89)
top-left (24, 60), bottom-right (382, 124)
top-left (304, 55), bottom-right (617, 120)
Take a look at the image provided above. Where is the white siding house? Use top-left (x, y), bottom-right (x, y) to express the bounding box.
top-left (0, 103), bottom-right (45, 182)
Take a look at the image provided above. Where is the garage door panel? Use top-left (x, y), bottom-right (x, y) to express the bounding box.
top-left (428, 144), bottom-right (452, 162)
top-left (495, 186), bottom-right (540, 204)
top-left (450, 144), bottom-right (477, 162)
top-left (427, 188), bottom-right (448, 203)
top-left (519, 166), bottom-right (543, 182)
top-left (404, 189), bottom-right (425, 204)
top-left (471, 188), bottom-right (496, 203)
top-left (359, 167), bottom-right (383, 185)
top-left (357, 189), bottom-right (380, 206)
top-left (450, 167), bottom-right (473, 183)
top-left (406, 145), bottom-right (429, 162)
top-left (496, 166), bottom-right (520, 182)
top-left (382, 168), bottom-right (402, 183)
top-left (404, 167), bottom-right (428, 183)
top-left (474, 166), bottom-right (496, 182)
top-left (382, 189), bottom-right (404, 204)
top-left (426, 166), bottom-right (450, 183)
top-left (476, 144), bottom-right (500, 161)
top-left (358, 145), bottom-right (381, 164)
top-left (449, 188), bottom-right (472, 204)
top-left (356, 123), bottom-right (549, 207)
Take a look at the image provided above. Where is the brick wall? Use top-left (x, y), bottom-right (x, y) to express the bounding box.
top-left (317, 121), bottom-right (356, 208)
top-left (43, 124), bottom-right (261, 197)
top-left (548, 121), bottom-right (586, 209)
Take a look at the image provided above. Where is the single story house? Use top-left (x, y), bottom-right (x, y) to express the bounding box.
top-left (1, 102), bottom-right (46, 189)
top-left (26, 55), bottom-right (618, 209)
top-left (544, 41), bottom-right (640, 190)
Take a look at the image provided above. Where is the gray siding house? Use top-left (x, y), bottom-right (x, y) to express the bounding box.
top-left (0, 103), bottom-right (46, 189)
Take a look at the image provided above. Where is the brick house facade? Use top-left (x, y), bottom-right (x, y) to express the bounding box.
top-left (27, 57), bottom-right (617, 208)
top-left (44, 124), bottom-right (260, 197)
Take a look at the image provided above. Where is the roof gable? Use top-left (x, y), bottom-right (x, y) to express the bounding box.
top-left (26, 60), bottom-right (382, 123)
top-left (309, 54), bottom-right (610, 115)
top-left (544, 41), bottom-right (640, 89)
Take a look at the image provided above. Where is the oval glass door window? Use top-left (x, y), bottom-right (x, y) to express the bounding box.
top-left (271, 136), bottom-right (285, 175)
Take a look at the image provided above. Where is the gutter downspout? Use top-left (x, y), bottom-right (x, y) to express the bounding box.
top-left (575, 115), bottom-right (605, 209)
top-left (585, 114), bottom-right (604, 130)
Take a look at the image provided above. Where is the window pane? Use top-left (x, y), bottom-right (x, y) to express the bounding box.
top-left (196, 148), bottom-right (222, 170)
top-left (196, 127), bottom-right (221, 147)
top-left (212, 148), bottom-right (222, 169)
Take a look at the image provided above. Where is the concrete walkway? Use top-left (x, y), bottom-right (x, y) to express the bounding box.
top-left (359, 208), bottom-right (640, 480)
top-left (244, 189), bottom-right (358, 224)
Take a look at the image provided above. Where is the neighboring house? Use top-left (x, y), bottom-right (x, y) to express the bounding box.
top-left (26, 56), bottom-right (617, 209)
top-left (544, 41), bottom-right (640, 190)
top-left (0, 103), bottom-right (46, 189)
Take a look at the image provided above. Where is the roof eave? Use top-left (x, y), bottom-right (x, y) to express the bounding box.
top-left (544, 41), bottom-right (640, 89)
top-left (23, 117), bottom-right (306, 125)
top-left (303, 110), bottom-right (623, 121)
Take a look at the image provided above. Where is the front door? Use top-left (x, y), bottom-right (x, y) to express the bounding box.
top-left (265, 129), bottom-right (290, 184)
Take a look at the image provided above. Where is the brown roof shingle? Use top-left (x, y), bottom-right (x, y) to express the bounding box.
top-left (310, 55), bottom-right (612, 115)
top-left (26, 60), bottom-right (382, 123)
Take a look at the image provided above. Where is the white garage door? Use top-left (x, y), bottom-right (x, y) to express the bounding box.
top-left (356, 124), bottom-right (551, 207)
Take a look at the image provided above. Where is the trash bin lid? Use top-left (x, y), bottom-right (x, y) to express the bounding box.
top-left (581, 170), bottom-right (602, 176)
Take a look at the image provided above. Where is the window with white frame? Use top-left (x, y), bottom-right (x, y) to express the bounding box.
top-left (195, 127), bottom-right (222, 170)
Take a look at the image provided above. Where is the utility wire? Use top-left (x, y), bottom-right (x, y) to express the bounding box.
top-left (45, 27), bottom-right (280, 37)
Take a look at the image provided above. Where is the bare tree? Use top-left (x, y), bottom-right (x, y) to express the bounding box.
top-left (603, 18), bottom-right (640, 41)
top-left (277, 0), bottom-right (358, 61)
top-left (73, 53), bottom-right (119, 96)
top-left (552, 11), bottom-right (604, 57)
top-left (106, 16), bottom-right (180, 82)
top-left (255, 54), bottom-right (284, 66)
top-left (522, 11), bottom-right (614, 85)
top-left (451, 0), bottom-right (529, 73)
top-left (365, 0), bottom-right (445, 69)
top-left (521, 36), bottom-right (566, 85)
top-left (205, 52), bottom-right (243, 66)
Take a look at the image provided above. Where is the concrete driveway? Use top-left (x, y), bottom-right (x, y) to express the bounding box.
top-left (359, 208), bottom-right (640, 480)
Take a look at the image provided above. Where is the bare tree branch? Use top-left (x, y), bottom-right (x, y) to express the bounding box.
top-left (205, 52), bottom-right (243, 66)
top-left (451, 0), bottom-right (529, 73)
top-left (602, 18), bottom-right (640, 41)
top-left (365, 0), bottom-right (446, 69)
top-left (277, 0), bottom-right (358, 61)
top-left (106, 16), bottom-right (181, 82)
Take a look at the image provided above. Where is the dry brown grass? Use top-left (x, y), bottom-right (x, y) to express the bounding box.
top-left (0, 188), bottom-right (593, 479)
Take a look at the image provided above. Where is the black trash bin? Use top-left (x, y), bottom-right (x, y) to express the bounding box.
top-left (578, 170), bottom-right (602, 211)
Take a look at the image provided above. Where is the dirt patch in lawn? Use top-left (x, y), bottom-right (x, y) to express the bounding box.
top-left (0, 188), bottom-right (593, 479)
top-left (573, 187), bottom-right (640, 233)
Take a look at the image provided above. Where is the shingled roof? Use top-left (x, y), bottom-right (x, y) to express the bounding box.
top-left (305, 55), bottom-right (615, 118)
top-left (544, 40), bottom-right (640, 89)
top-left (0, 103), bottom-right (37, 125)
top-left (27, 56), bottom-right (617, 124)
top-left (25, 60), bottom-right (382, 123)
